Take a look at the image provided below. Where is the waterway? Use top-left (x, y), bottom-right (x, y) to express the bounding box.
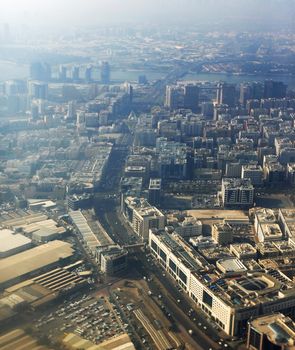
top-left (0, 61), bottom-right (28, 81)
top-left (0, 60), bottom-right (295, 88)
top-left (181, 72), bottom-right (295, 89)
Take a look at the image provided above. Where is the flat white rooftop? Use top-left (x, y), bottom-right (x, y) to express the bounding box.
top-left (0, 229), bottom-right (32, 255)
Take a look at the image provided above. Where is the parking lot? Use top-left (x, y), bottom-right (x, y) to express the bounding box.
top-left (33, 292), bottom-right (127, 345)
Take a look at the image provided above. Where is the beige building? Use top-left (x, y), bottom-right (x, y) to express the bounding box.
top-left (212, 223), bottom-right (233, 245)
top-left (149, 230), bottom-right (295, 337)
top-left (122, 197), bottom-right (165, 241)
top-left (132, 206), bottom-right (165, 241)
top-left (247, 313), bottom-right (295, 350)
top-left (230, 243), bottom-right (257, 260)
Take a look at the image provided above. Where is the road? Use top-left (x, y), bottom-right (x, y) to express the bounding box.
top-left (133, 255), bottom-right (224, 350)
top-left (91, 127), bottom-right (226, 349)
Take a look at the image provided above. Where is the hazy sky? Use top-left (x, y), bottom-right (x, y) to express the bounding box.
top-left (1, 0), bottom-right (294, 29)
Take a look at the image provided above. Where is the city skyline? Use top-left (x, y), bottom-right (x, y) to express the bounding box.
top-left (0, 1), bottom-right (295, 350)
top-left (0, 0), bottom-right (294, 29)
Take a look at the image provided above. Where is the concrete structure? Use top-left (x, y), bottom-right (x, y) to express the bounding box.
top-left (0, 229), bottom-right (32, 258)
top-left (279, 208), bottom-right (295, 240)
top-left (149, 230), bottom-right (295, 336)
top-left (254, 208), bottom-right (277, 234)
top-left (257, 223), bottom-right (283, 243)
top-left (264, 163), bottom-right (286, 185)
top-left (230, 243), bottom-right (257, 260)
top-left (148, 178), bottom-right (162, 206)
top-left (175, 217), bottom-right (202, 238)
top-left (122, 197), bottom-right (165, 241)
top-left (212, 223), bottom-right (233, 245)
top-left (67, 194), bottom-right (93, 211)
top-left (156, 138), bottom-right (187, 180)
top-left (216, 258), bottom-right (247, 274)
top-left (18, 219), bottom-right (67, 242)
top-left (241, 165), bottom-right (264, 186)
top-left (247, 313), bottom-right (295, 350)
top-left (286, 163), bottom-right (295, 186)
top-left (97, 245), bottom-right (128, 276)
top-left (132, 205), bottom-right (165, 241)
top-left (0, 240), bottom-right (74, 288)
top-left (69, 210), bottom-right (113, 254)
top-left (216, 82), bottom-right (236, 107)
top-left (221, 178), bottom-right (254, 207)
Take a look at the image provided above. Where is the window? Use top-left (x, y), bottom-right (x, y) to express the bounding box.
top-left (202, 290), bottom-right (213, 308)
top-left (159, 248), bottom-right (167, 262)
top-left (179, 269), bottom-right (187, 284)
top-left (151, 240), bottom-right (158, 252)
top-left (169, 259), bottom-right (177, 273)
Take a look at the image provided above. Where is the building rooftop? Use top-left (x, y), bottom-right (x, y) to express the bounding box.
top-left (0, 329), bottom-right (53, 350)
top-left (149, 178), bottom-right (162, 190)
top-left (69, 210), bottom-right (113, 249)
top-left (135, 206), bottom-right (164, 218)
top-left (216, 258), bottom-right (247, 273)
top-left (242, 164), bottom-right (262, 171)
top-left (222, 178), bottom-right (253, 189)
top-left (280, 208), bottom-right (295, 222)
top-left (0, 229), bottom-right (32, 255)
top-left (152, 230), bottom-right (209, 271)
top-left (260, 223), bottom-right (283, 240)
top-left (198, 246), bottom-right (233, 261)
top-left (63, 332), bottom-right (135, 350)
top-left (230, 243), bottom-right (257, 256)
top-left (256, 242), bottom-right (281, 255)
top-left (0, 213), bottom-right (48, 229)
top-left (249, 313), bottom-right (295, 347)
top-left (255, 208), bottom-right (277, 223)
top-left (0, 240), bottom-right (74, 287)
top-left (187, 209), bottom-right (248, 221)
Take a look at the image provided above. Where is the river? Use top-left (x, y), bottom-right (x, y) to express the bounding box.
top-left (0, 61), bottom-right (29, 81)
top-left (1, 60), bottom-right (295, 88)
top-left (181, 72), bottom-right (295, 89)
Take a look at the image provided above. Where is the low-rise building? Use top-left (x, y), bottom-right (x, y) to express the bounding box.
top-left (0, 240), bottom-right (74, 288)
top-left (0, 229), bottom-right (32, 258)
top-left (212, 223), bottom-right (233, 245)
top-left (279, 208), bottom-right (295, 239)
top-left (256, 242), bottom-right (281, 258)
top-left (216, 258), bottom-right (247, 274)
top-left (247, 313), bottom-right (295, 350)
top-left (97, 245), bottom-right (128, 276)
top-left (67, 193), bottom-right (93, 211)
top-left (175, 216), bottom-right (202, 238)
top-left (230, 243), bottom-right (257, 260)
top-left (257, 223), bottom-right (283, 243)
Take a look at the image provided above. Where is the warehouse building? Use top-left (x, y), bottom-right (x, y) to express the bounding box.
top-left (0, 240), bottom-right (74, 288)
top-left (0, 229), bottom-right (32, 258)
